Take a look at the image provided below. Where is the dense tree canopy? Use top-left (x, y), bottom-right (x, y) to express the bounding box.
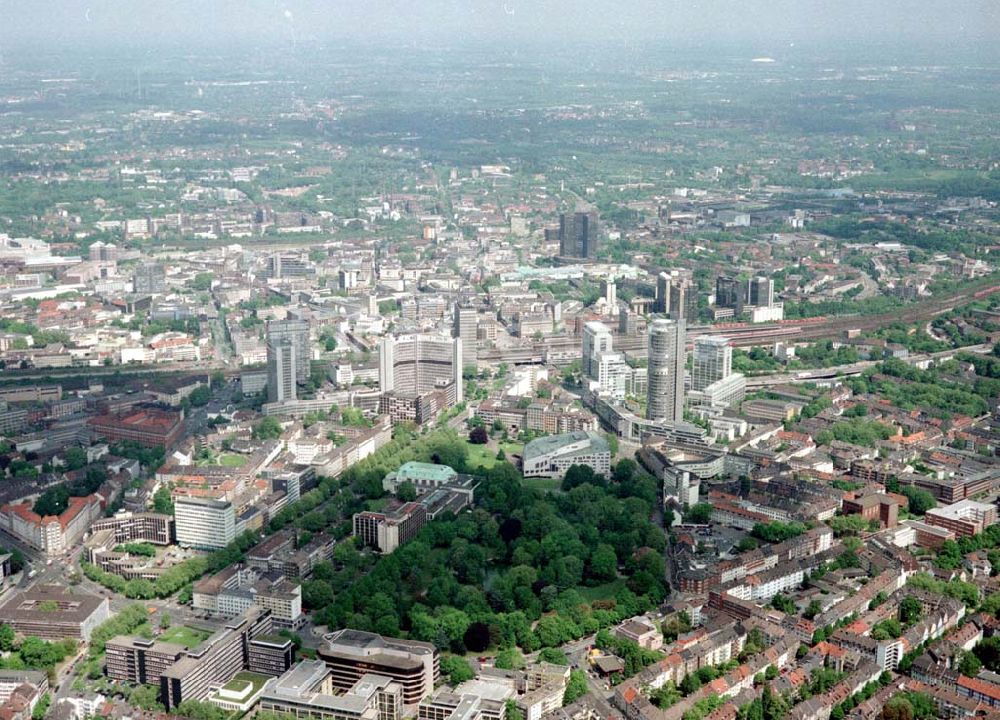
top-left (309, 451), bottom-right (666, 656)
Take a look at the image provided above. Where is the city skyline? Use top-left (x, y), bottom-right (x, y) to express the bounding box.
top-left (0, 10), bottom-right (996, 720)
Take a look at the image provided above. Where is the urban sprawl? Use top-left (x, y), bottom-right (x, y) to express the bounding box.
top-left (0, 41), bottom-right (997, 720)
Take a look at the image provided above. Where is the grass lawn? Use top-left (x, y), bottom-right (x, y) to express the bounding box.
top-left (467, 443), bottom-right (500, 470)
top-left (499, 442), bottom-right (523, 458)
top-left (160, 625), bottom-right (211, 648)
top-left (467, 442), bottom-right (525, 472)
top-left (218, 453), bottom-right (247, 467)
top-left (222, 671), bottom-right (269, 694)
top-left (521, 476), bottom-right (562, 493)
top-left (577, 579), bottom-right (627, 602)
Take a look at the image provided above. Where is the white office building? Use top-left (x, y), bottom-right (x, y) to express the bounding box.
top-left (596, 351), bottom-right (630, 400)
top-left (582, 321), bottom-right (613, 380)
top-left (379, 334), bottom-right (463, 405)
top-left (522, 431), bottom-right (611, 479)
top-left (692, 336), bottom-right (732, 391)
top-left (687, 373), bottom-right (747, 410)
top-left (266, 339), bottom-right (297, 404)
top-left (175, 497), bottom-right (236, 550)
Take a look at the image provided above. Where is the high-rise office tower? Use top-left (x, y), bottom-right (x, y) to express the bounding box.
top-left (601, 276), bottom-right (617, 307)
top-left (452, 305), bottom-right (478, 365)
top-left (597, 352), bottom-right (630, 400)
top-left (267, 338), bottom-right (297, 403)
top-left (748, 276), bottom-right (775, 308)
top-left (268, 254), bottom-right (312, 279)
top-left (558, 211), bottom-right (600, 258)
top-left (619, 306), bottom-right (639, 336)
top-left (647, 319), bottom-right (686, 423)
top-left (715, 276), bottom-right (743, 310)
top-left (174, 497), bottom-right (236, 550)
top-left (655, 272), bottom-right (697, 320)
top-left (692, 336), bottom-right (733, 391)
top-left (379, 334), bottom-right (463, 405)
top-left (655, 272), bottom-right (671, 313)
top-left (266, 318), bottom-right (310, 386)
top-left (89, 241), bottom-right (119, 263)
top-left (668, 280), bottom-right (698, 322)
top-left (582, 321), bottom-right (613, 380)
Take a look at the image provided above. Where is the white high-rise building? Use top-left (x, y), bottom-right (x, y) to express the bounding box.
top-left (647, 319), bottom-right (686, 422)
top-left (379, 334), bottom-right (463, 405)
top-left (267, 339), bottom-right (297, 403)
top-left (174, 497), bottom-right (236, 550)
top-left (601, 276), bottom-right (617, 307)
top-left (692, 336), bottom-right (733, 391)
top-left (656, 272), bottom-right (671, 313)
top-left (582, 321), bottom-right (613, 380)
top-left (266, 318), bottom-right (310, 386)
top-left (596, 351), bottom-right (630, 400)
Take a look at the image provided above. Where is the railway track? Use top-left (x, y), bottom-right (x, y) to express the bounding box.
top-left (709, 279), bottom-right (1000, 347)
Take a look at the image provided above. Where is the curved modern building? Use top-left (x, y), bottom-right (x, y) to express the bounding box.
top-left (379, 334), bottom-right (463, 405)
top-left (647, 319), bottom-right (685, 422)
top-left (318, 629), bottom-right (439, 706)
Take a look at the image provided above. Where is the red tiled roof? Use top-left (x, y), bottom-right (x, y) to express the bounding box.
top-left (958, 675), bottom-right (1000, 701)
top-left (708, 678), bottom-right (729, 694)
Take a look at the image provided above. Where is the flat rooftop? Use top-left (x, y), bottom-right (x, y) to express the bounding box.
top-left (454, 678), bottom-right (515, 703)
top-left (322, 629), bottom-right (436, 661)
top-left (926, 499), bottom-right (994, 521)
top-left (523, 430), bottom-right (607, 461)
top-left (0, 585), bottom-right (105, 624)
top-left (392, 461), bottom-right (457, 482)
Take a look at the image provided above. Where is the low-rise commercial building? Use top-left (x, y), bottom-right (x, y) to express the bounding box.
top-left (522, 431), bottom-right (611, 479)
top-left (193, 565), bottom-right (304, 629)
top-left (90, 511), bottom-right (174, 545)
top-left (925, 499), bottom-right (997, 537)
top-left (208, 672), bottom-right (270, 714)
top-left (246, 530), bottom-right (336, 579)
top-left (0, 585), bottom-right (109, 642)
top-left (614, 619), bottom-right (663, 651)
top-left (87, 406), bottom-right (184, 448)
top-left (260, 661), bottom-right (405, 720)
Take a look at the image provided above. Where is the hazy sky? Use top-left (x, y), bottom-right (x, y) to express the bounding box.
top-left (2, 0), bottom-right (999, 53)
